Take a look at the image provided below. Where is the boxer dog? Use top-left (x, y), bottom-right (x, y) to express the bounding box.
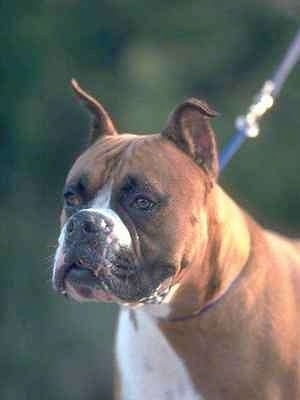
top-left (52, 80), bottom-right (300, 400)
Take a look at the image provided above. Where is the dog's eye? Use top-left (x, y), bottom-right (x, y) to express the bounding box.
top-left (131, 196), bottom-right (156, 211)
top-left (63, 190), bottom-right (81, 208)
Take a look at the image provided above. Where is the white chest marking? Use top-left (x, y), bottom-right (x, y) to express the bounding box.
top-left (116, 308), bottom-right (203, 400)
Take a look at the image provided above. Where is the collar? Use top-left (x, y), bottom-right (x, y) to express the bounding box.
top-left (161, 266), bottom-right (245, 323)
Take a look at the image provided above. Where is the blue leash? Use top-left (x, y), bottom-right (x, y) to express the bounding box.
top-left (220, 28), bottom-right (300, 171)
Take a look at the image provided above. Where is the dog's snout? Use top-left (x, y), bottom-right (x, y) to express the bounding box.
top-left (66, 210), bottom-right (113, 239)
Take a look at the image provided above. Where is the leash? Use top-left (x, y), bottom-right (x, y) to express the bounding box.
top-left (219, 27), bottom-right (300, 170)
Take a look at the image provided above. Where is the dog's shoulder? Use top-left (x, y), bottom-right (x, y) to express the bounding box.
top-left (264, 230), bottom-right (300, 269)
top-left (265, 230), bottom-right (300, 254)
top-left (292, 240), bottom-right (300, 252)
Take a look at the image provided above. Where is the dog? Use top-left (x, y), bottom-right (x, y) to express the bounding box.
top-left (52, 79), bottom-right (300, 400)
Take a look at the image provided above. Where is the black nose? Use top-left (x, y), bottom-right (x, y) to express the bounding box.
top-left (66, 210), bottom-right (113, 239)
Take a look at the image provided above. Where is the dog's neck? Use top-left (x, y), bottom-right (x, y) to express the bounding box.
top-left (143, 184), bottom-right (251, 321)
top-left (206, 185), bottom-right (251, 302)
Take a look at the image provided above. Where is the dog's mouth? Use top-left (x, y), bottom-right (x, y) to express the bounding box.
top-left (53, 255), bottom-right (111, 302)
top-left (52, 239), bottom-right (176, 305)
top-left (53, 251), bottom-right (138, 303)
top-left (62, 262), bottom-right (117, 302)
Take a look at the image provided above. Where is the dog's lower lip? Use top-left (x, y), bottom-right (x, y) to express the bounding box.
top-left (65, 264), bottom-right (100, 287)
top-left (53, 262), bottom-right (72, 293)
top-left (53, 262), bottom-right (92, 294)
top-left (62, 263), bottom-right (119, 302)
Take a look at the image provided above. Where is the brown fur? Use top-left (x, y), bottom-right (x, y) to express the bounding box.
top-left (68, 134), bottom-right (300, 399)
top-left (62, 85), bottom-right (300, 399)
top-left (84, 137), bottom-right (300, 400)
top-left (159, 190), bottom-right (300, 399)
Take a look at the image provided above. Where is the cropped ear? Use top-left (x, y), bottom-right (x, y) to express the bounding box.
top-left (71, 79), bottom-right (118, 143)
top-left (161, 98), bottom-right (219, 177)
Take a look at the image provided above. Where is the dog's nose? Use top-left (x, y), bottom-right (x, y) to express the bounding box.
top-left (66, 210), bottom-right (113, 239)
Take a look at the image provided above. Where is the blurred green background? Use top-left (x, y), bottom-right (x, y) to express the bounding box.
top-left (1, 1), bottom-right (299, 399)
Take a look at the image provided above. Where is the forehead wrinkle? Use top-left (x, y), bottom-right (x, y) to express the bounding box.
top-left (66, 134), bottom-right (145, 190)
top-left (106, 135), bottom-right (160, 186)
top-left (113, 136), bottom-right (173, 193)
top-left (117, 136), bottom-right (207, 202)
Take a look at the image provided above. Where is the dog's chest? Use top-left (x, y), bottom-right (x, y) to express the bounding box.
top-left (115, 308), bottom-right (202, 400)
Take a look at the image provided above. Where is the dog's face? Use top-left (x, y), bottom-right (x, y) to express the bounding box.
top-left (52, 80), bottom-right (218, 306)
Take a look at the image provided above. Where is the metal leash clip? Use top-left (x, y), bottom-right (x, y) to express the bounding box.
top-left (235, 80), bottom-right (274, 139)
top-left (220, 27), bottom-right (300, 170)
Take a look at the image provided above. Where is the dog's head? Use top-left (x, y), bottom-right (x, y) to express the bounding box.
top-left (52, 80), bottom-right (218, 306)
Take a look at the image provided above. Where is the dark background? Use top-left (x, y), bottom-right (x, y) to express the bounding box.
top-left (1, 1), bottom-right (299, 399)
